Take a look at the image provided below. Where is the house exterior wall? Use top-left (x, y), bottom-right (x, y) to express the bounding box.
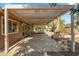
top-left (9, 21), bottom-right (23, 46)
top-left (0, 8), bottom-right (33, 49)
top-left (0, 15), bottom-right (24, 49)
top-left (0, 15), bottom-right (4, 49)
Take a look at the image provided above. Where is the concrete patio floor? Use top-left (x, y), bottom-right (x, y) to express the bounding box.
top-left (0, 33), bottom-right (63, 56)
top-left (1, 33), bottom-right (79, 56)
top-left (14, 33), bottom-right (62, 56)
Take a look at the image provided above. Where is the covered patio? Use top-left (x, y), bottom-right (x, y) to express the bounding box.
top-left (0, 3), bottom-right (78, 55)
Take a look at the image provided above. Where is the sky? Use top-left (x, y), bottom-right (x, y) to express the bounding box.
top-left (61, 12), bottom-right (71, 24)
top-left (0, 3), bottom-right (71, 24)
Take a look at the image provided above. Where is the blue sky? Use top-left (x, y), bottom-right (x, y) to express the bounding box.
top-left (0, 3), bottom-right (71, 24)
top-left (61, 12), bottom-right (71, 24)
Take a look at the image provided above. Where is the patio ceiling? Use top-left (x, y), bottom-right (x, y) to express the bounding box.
top-left (8, 5), bottom-right (73, 25)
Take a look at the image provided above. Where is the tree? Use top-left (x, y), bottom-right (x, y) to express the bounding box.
top-left (34, 25), bottom-right (46, 32)
top-left (46, 17), bottom-right (65, 32)
top-left (55, 17), bottom-right (65, 31)
top-left (48, 3), bottom-right (57, 7)
top-left (71, 4), bottom-right (79, 31)
top-left (71, 4), bottom-right (79, 14)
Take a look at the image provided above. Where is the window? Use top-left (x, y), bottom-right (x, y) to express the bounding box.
top-left (2, 17), bottom-right (5, 34)
top-left (12, 21), bottom-right (18, 32)
top-left (8, 20), bottom-right (12, 33)
top-left (1, 16), bottom-right (18, 34)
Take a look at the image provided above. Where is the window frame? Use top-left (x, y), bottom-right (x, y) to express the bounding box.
top-left (1, 16), bottom-right (19, 35)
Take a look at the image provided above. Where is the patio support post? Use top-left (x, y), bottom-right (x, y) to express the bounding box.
top-left (4, 6), bottom-right (9, 53)
top-left (71, 12), bottom-right (75, 52)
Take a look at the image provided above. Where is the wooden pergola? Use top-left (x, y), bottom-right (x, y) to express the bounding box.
top-left (3, 4), bottom-right (77, 53)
